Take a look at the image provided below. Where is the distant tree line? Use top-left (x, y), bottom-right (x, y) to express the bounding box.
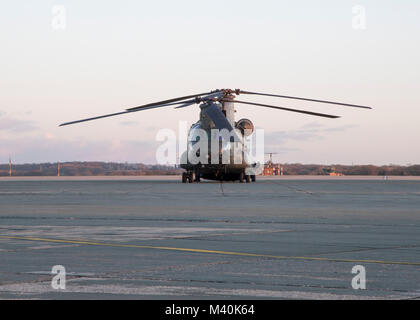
top-left (0, 162), bottom-right (183, 176)
top-left (282, 164), bottom-right (420, 176)
top-left (0, 162), bottom-right (419, 176)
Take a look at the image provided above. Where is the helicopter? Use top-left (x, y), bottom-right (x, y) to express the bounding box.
top-left (60, 89), bottom-right (371, 183)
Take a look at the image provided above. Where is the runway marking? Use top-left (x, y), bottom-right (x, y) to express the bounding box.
top-left (1, 235), bottom-right (420, 267)
top-left (219, 182), bottom-right (226, 197)
top-left (266, 179), bottom-right (319, 196)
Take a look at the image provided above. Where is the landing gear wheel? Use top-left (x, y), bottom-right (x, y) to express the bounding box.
top-left (251, 175), bottom-right (256, 182)
top-left (239, 172), bottom-right (244, 183)
top-left (194, 168), bottom-right (201, 182)
top-left (182, 172), bottom-right (187, 183)
top-left (188, 172), bottom-right (195, 183)
top-left (245, 175), bottom-right (251, 183)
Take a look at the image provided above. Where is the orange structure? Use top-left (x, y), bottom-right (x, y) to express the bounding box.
top-left (263, 163), bottom-right (283, 176)
top-left (263, 152), bottom-right (283, 176)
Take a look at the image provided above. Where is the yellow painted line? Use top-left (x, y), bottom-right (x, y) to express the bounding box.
top-left (1, 235), bottom-right (420, 266)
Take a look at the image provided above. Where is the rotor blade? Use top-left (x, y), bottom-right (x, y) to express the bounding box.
top-left (238, 90), bottom-right (371, 109)
top-left (59, 111), bottom-right (133, 127)
top-left (202, 102), bottom-right (235, 131)
top-left (59, 100), bottom-right (195, 127)
top-left (225, 99), bottom-right (340, 119)
top-left (174, 100), bottom-right (198, 109)
top-left (126, 90), bottom-right (219, 112)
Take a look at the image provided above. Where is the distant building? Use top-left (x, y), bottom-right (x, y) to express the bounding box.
top-left (322, 167), bottom-right (344, 176)
top-left (263, 152), bottom-right (283, 176)
top-left (263, 163), bottom-right (283, 176)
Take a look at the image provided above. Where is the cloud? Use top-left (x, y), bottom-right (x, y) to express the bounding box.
top-left (324, 124), bottom-right (358, 132)
top-left (119, 121), bottom-right (140, 127)
top-left (263, 123), bottom-right (358, 153)
top-left (0, 115), bottom-right (39, 133)
top-left (265, 127), bottom-right (323, 145)
top-left (0, 122), bottom-right (360, 164)
top-left (301, 121), bottom-right (325, 129)
top-left (0, 135), bottom-right (159, 164)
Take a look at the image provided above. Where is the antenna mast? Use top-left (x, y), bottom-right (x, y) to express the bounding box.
top-left (9, 156), bottom-right (12, 177)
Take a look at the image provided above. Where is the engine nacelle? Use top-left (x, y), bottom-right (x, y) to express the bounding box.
top-left (236, 118), bottom-right (254, 136)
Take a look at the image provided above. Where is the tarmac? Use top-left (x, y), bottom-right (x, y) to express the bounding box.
top-left (0, 176), bottom-right (419, 299)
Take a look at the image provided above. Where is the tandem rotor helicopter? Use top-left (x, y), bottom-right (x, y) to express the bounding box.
top-left (60, 89), bottom-right (371, 183)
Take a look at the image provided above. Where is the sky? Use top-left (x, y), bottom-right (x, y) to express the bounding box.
top-left (0, 0), bottom-right (419, 165)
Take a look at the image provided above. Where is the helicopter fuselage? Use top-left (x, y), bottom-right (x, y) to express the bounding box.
top-left (180, 98), bottom-right (258, 183)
